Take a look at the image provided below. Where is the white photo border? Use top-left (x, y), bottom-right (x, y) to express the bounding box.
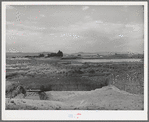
top-left (2, 1), bottom-right (148, 120)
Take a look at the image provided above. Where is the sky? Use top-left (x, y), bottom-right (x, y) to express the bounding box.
top-left (6, 5), bottom-right (144, 54)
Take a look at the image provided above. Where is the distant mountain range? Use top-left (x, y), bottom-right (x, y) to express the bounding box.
top-left (71, 51), bottom-right (141, 56)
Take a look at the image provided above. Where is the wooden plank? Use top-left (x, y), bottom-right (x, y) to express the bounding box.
top-left (27, 90), bottom-right (41, 92)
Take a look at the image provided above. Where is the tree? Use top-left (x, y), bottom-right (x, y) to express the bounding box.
top-left (46, 50), bottom-right (63, 57)
top-left (39, 53), bottom-right (44, 57)
top-left (57, 50), bottom-right (63, 57)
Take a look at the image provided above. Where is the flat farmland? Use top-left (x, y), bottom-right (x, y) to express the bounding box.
top-left (6, 58), bottom-right (144, 94)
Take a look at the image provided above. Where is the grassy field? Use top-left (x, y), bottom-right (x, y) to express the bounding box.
top-left (6, 57), bottom-right (144, 95)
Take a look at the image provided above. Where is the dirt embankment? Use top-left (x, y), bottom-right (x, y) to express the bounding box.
top-left (6, 85), bottom-right (143, 110)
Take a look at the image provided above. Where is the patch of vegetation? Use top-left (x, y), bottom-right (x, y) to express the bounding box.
top-left (6, 58), bottom-right (144, 94)
top-left (6, 82), bottom-right (19, 98)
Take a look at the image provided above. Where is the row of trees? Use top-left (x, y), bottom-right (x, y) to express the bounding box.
top-left (39, 50), bottom-right (63, 57)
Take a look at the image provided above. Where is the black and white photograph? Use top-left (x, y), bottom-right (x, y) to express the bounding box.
top-left (2, 1), bottom-right (148, 120)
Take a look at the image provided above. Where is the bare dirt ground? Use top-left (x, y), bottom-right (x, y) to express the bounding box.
top-left (6, 85), bottom-right (143, 110)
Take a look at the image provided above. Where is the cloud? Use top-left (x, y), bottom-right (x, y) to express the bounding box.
top-left (19, 25), bottom-right (46, 31)
top-left (6, 21), bottom-right (46, 33)
top-left (84, 16), bottom-right (93, 21)
top-left (122, 6), bottom-right (129, 12)
top-left (40, 14), bottom-right (45, 17)
top-left (6, 29), bottom-right (41, 41)
top-left (6, 5), bottom-right (14, 10)
top-left (47, 18), bottom-right (143, 44)
top-left (6, 15), bottom-right (144, 53)
top-left (50, 20), bottom-right (143, 53)
top-left (95, 20), bottom-right (103, 24)
top-left (55, 20), bottom-right (123, 34)
top-left (125, 23), bottom-right (143, 32)
top-left (82, 6), bottom-right (89, 11)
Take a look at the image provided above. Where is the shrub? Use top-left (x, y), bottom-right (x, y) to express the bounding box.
top-left (100, 77), bottom-right (110, 88)
top-left (104, 77), bottom-right (110, 86)
top-left (38, 92), bottom-right (48, 100)
top-left (40, 85), bottom-right (45, 92)
top-left (75, 70), bottom-right (84, 74)
top-left (89, 69), bottom-right (95, 74)
top-left (6, 72), bottom-right (18, 79)
top-left (38, 54), bottom-right (44, 57)
top-left (40, 84), bottom-right (52, 91)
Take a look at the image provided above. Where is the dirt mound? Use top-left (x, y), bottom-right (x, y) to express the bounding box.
top-left (6, 85), bottom-right (143, 110)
